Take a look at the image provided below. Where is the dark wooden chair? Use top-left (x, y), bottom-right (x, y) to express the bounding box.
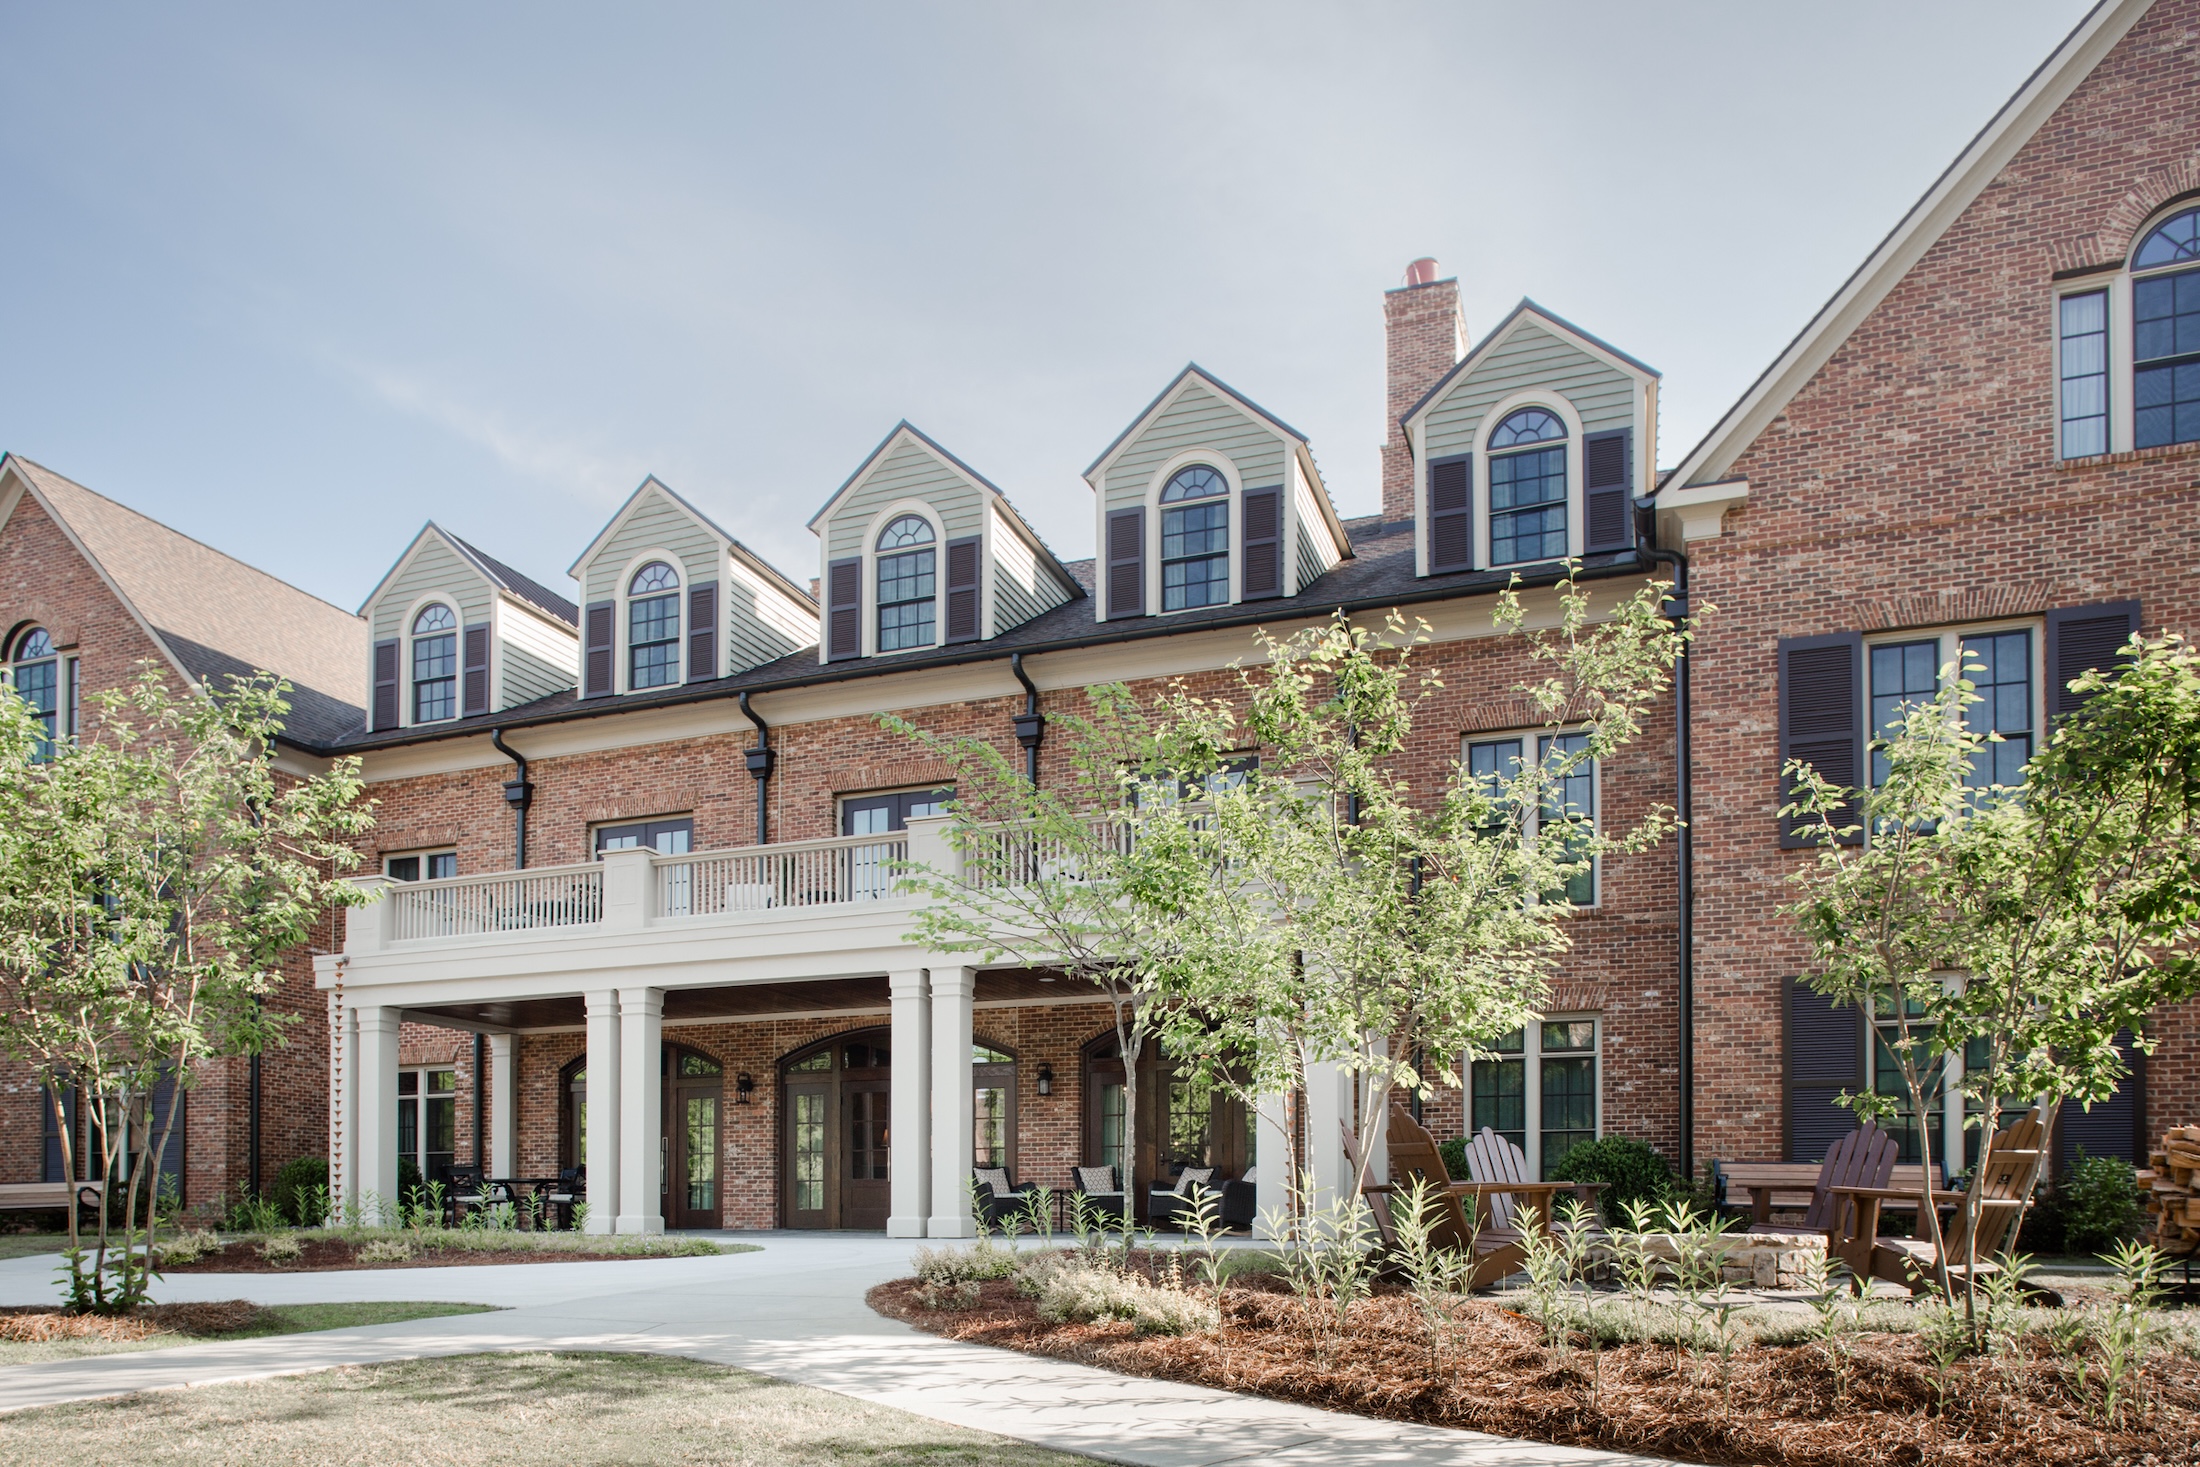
top-left (1741, 1120), bottom-right (1900, 1245)
top-left (1831, 1108), bottom-right (2046, 1294)
top-left (1362, 1105), bottom-right (1590, 1291)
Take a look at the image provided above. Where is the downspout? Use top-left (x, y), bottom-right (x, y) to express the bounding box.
top-left (490, 729), bottom-right (532, 870)
top-left (1009, 652), bottom-right (1044, 786)
top-left (739, 691), bottom-right (774, 845)
top-left (1637, 526), bottom-right (1694, 1185)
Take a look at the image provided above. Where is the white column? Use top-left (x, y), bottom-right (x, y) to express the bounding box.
top-left (488, 1032), bottom-right (519, 1180)
top-left (584, 990), bottom-right (622, 1234)
top-left (887, 969), bottom-right (932, 1238)
top-left (1254, 1091), bottom-right (1290, 1240)
top-left (617, 986), bottom-right (664, 1235)
top-left (1303, 1059), bottom-right (1352, 1218)
top-left (600, 845), bottom-right (656, 932)
top-left (927, 965), bottom-right (976, 1238)
top-left (353, 1005), bottom-right (400, 1226)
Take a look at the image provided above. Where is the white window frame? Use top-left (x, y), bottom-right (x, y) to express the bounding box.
top-left (2052, 202), bottom-right (2200, 460)
top-left (1464, 1014), bottom-right (1602, 1180)
top-left (1863, 617), bottom-right (2044, 794)
top-left (384, 849), bottom-right (458, 882)
top-left (396, 1064), bottom-right (459, 1181)
top-left (1472, 391), bottom-right (1586, 569)
top-left (1462, 729), bottom-right (1601, 908)
top-left (1143, 450), bottom-right (1242, 615)
top-left (617, 552), bottom-right (686, 695)
top-left (857, 500), bottom-right (947, 656)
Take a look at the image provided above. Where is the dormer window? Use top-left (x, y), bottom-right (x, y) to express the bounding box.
top-left (628, 561), bottom-right (681, 690)
top-left (876, 516), bottom-right (936, 651)
top-left (410, 604), bottom-right (458, 722)
top-left (1159, 465), bottom-right (1229, 611)
top-left (10, 627), bottom-right (58, 757)
top-left (1488, 409), bottom-right (1568, 566)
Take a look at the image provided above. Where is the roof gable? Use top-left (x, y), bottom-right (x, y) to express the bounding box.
top-left (1402, 299), bottom-right (1659, 433)
top-left (1082, 363), bottom-right (1308, 484)
top-left (1667, 0), bottom-right (2151, 487)
top-left (357, 522), bottom-right (497, 621)
top-left (572, 475), bottom-right (816, 612)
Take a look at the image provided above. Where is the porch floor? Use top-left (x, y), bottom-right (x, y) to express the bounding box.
top-left (0, 1234), bottom-right (1686, 1466)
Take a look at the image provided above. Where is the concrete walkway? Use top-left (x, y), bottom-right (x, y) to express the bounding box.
top-left (0, 1235), bottom-right (1690, 1466)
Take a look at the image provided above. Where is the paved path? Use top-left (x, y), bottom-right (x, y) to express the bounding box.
top-left (0, 1235), bottom-right (1690, 1466)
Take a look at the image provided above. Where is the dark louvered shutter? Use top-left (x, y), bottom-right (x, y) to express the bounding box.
top-left (687, 581), bottom-right (719, 679)
top-left (2057, 1029), bottom-right (2145, 1167)
top-left (944, 536), bottom-right (982, 642)
top-left (1785, 977), bottom-right (1863, 1163)
top-left (40, 1087), bottom-right (76, 1182)
top-left (461, 624), bottom-right (490, 717)
top-left (1241, 488), bottom-right (1282, 600)
top-left (1583, 428), bottom-right (1633, 554)
top-left (1427, 456), bottom-right (1472, 573)
top-left (371, 639), bottom-right (399, 730)
top-left (583, 601), bottom-right (615, 696)
top-left (2046, 600), bottom-right (2140, 718)
top-left (1777, 631), bottom-right (1863, 848)
top-left (149, 1071), bottom-right (185, 1206)
top-left (1106, 508), bottom-right (1145, 620)
top-left (826, 557), bottom-right (862, 661)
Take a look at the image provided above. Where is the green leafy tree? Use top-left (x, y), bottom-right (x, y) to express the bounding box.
top-left (0, 665), bottom-right (372, 1310)
top-left (1784, 632), bottom-right (2200, 1327)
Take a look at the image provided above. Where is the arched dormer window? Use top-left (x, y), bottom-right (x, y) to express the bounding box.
top-left (628, 561), bottom-right (681, 689)
top-left (1488, 408), bottom-right (1568, 566)
top-left (11, 627), bottom-right (58, 756)
top-left (410, 604), bottom-right (458, 723)
top-left (1159, 465), bottom-right (1228, 611)
top-left (2133, 206), bottom-right (2200, 450)
top-left (875, 515), bottom-right (936, 651)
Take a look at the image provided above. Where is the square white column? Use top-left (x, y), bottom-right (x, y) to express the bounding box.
top-left (1303, 1059), bottom-right (1352, 1219)
top-left (488, 1032), bottom-right (519, 1180)
top-left (353, 1005), bottom-right (401, 1226)
top-left (584, 990), bottom-right (622, 1234)
top-left (927, 965), bottom-right (976, 1238)
top-left (887, 969), bottom-right (932, 1238)
top-left (617, 986), bottom-right (664, 1235)
top-left (1254, 1091), bottom-right (1290, 1240)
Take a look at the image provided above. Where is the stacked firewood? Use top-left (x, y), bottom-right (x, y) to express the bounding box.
top-left (2138, 1126), bottom-right (2200, 1256)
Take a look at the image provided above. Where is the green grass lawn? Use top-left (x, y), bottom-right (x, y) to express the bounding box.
top-left (0, 1301), bottom-right (495, 1365)
top-left (0, 1351), bottom-right (1091, 1466)
top-left (0, 1231), bottom-right (71, 1262)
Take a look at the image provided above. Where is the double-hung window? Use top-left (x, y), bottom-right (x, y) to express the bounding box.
top-left (385, 850), bottom-right (457, 882)
top-left (627, 562), bottom-right (681, 690)
top-left (1868, 624), bottom-right (2036, 797)
top-left (1465, 733), bottom-right (1597, 905)
top-left (10, 627), bottom-right (59, 759)
top-left (2134, 207), bottom-right (2200, 451)
top-left (411, 605), bottom-right (457, 723)
top-left (2058, 290), bottom-right (2110, 458)
top-left (396, 1068), bottom-right (457, 1185)
top-left (1487, 409), bottom-right (1568, 566)
top-left (876, 516), bottom-right (937, 651)
top-left (1469, 1018), bottom-right (1600, 1179)
top-left (1159, 465), bottom-right (1229, 611)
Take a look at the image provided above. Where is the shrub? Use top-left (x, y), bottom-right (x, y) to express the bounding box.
top-left (258, 1234), bottom-right (304, 1264)
top-left (1035, 1261), bottom-right (1218, 1336)
top-left (912, 1240), bottom-right (1019, 1286)
top-left (270, 1157), bottom-right (330, 1226)
top-left (913, 1280), bottom-right (982, 1310)
top-left (357, 1238), bottom-right (415, 1264)
top-left (2060, 1149), bottom-right (2144, 1255)
top-left (1551, 1137), bottom-right (1674, 1214)
top-left (224, 1190), bottom-right (287, 1233)
top-left (159, 1229), bottom-right (220, 1266)
top-left (1438, 1137), bottom-right (1469, 1182)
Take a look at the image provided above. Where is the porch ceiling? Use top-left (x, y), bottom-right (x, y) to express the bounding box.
top-left (403, 967), bottom-right (1098, 1033)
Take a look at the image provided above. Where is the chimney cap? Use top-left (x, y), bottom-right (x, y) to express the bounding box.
top-left (1403, 257), bottom-right (1440, 287)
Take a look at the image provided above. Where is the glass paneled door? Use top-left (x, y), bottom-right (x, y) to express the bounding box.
top-left (840, 789), bottom-right (950, 900)
top-left (779, 1030), bottom-right (893, 1230)
top-left (662, 1046), bottom-right (722, 1229)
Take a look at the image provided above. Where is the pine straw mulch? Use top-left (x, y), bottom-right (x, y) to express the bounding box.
top-left (0, 1299), bottom-right (277, 1342)
top-left (159, 1238), bottom-right (655, 1272)
top-left (871, 1271), bottom-right (2200, 1467)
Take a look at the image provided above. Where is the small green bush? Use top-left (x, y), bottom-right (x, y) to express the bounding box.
top-left (1438, 1137), bottom-right (1469, 1182)
top-left (270, 1156), bottom-right (330, 1226)
top-left (2060, 1149), bottom-right (2143, 1255)
top-left (911, 1240), bottom-right (1019, 1286)
top-left (1551, 1137), bottom-right (1675, 1214)
top-left (1035, 1261), bottom-right (1217, 1336)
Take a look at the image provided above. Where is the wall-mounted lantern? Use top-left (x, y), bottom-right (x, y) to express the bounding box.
top-left (1035, 1063), bottom-right (1054, 1097)
top-left (734, 1071), bottom-right (756, 1105)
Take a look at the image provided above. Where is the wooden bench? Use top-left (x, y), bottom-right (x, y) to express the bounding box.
top-left (0, 1181), bottom-right (105, 1220)
top-left (1715, 1161), bottom-right (1941, 1223)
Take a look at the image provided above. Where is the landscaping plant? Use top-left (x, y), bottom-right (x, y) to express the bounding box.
top-left (0, 667), bottom-right (372, 1312)
top-left (1550, 1137), bottom-right (1672, 1217)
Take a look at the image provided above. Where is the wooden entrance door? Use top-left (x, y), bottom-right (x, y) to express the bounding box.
top-left (842, 1080), bottom-right (890, 1229)
top-left (663, 1047), bottom-right (723, 1230)
top-left (780, 1030), bottom-right (893, 1230)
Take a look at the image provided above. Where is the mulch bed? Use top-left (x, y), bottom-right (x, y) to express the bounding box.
top-left (871, 1271), bottom-right (2200, 1467)
top-left (0, 1300), bottom-right (278, 1342)
top-left (163, 1238), bottom-right (656, 1272)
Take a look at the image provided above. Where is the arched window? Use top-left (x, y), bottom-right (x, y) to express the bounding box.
top-left (1488, 408), bottom-right (1568, 566)
top-left (1159, 465), bottom-right (1229, 611)
top-left (11, 627), bottom-right (58, 756)
top-left (875, 516), bottom-right (936, 651)
top-left (2133, 206), bottom-right (2200, 450)
top-left (628, 561), bottom-right (681, 690)
top-left (410, 604), bottom-right (457, 723)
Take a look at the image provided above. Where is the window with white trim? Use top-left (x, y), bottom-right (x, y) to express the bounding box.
top-left (1487, 409), bottom-right (1567, 566)
top-left (10, 627), bottom-right (60, 759)
top-left (628, 561), bottom-right (681, 690)
top-left (1159, 465), bottom-right (1229, 611)
top-left (2134, 206), bottom-right (2200, 451)
top-left (396, 1067), bottom-right (457, 1184)
top-left (410, 604), bottom-right (457, 723)
top-left (1867, 622), bottom-right (2037, 796)
top-left (875, 516), bottom-right (937, 651)
top-left (2058, 290), bottom-right (2109, 458)
top-left (1465, 732), bottom-right (1598, 906)
top-left (1469, 1018), bottom-right (1600, 1179)
top-left (385, 850), bottom-right (457, 882)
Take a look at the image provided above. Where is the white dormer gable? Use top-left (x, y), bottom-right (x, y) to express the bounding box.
top-left (1400, 300), bottom-right (1659, 578)
top-left (570, 476), bottom-right (817, 697)
top-left (358, 523), bottom-right (579, 731)
top-left (1082, 365), bottom-right (1350, 622)
top-left (810, 423), bottom-right (1078, 663)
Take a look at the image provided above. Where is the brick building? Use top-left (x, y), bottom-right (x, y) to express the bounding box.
top-left (1, 0), bottom-right (2190, 1235)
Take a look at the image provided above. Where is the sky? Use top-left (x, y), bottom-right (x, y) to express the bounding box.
top-left (0, 1), bottom-right (2097, 612)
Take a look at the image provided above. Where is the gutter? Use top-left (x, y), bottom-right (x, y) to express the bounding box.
top-left (489, 729), bottom-right (532, 869)
top-left (1008, 651), bottom-right (1044, 785)
top-left (1635, 521), bottom-right (1695, 1185)
top-left (738, 690), bottom-right (773, 845)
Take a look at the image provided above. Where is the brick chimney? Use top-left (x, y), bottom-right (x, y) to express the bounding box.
top-left (1381, 258), bottom-right (1466, 526)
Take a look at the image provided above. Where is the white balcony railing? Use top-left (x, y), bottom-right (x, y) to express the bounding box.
top-left (653, 830), bottom-right (911, 917)
top-left (958, 817), bottom-right (1133, 888)
top-left (387, 862), bottom-right (604, 941)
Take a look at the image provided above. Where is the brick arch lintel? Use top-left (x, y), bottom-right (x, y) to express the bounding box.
top-left (0, 604), bottom-right (82, 651)
top-left (2050, 160), bottom-right (2200, 274)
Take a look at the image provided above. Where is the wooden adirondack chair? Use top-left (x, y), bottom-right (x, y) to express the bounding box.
top-left (1361, 1106), bottom-right (1590, 1291)
top-left (1461, 1127), bottom-right (1606, 1229)
top-left (1829, 1107), bottom-right (2047, 1294)
top-left (1746, 1121), bottom-right (1898, 1244)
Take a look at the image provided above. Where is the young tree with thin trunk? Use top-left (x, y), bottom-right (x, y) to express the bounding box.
top-left (0, 665), bottom-right (371, 1311)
